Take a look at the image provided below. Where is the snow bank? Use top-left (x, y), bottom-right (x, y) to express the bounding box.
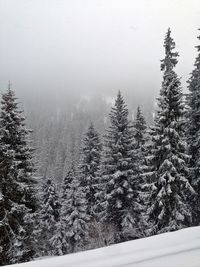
top-left (9, 226), bottom-right (200, 267)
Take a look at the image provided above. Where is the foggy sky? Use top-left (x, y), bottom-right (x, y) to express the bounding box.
top-left (0, 0), bottom-right (200, 102)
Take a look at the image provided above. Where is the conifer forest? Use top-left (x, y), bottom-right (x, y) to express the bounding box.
top-left (1, 26), bottom-right (200, 265)
top-left (1, 1), bottom-right (200, 265)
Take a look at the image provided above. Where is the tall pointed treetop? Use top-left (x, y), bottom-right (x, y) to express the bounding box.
top-left (161, 28), bottom-right (179, 72)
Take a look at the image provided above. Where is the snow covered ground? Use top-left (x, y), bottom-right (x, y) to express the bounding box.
top-left (10, 226), bottom-right (200, 267)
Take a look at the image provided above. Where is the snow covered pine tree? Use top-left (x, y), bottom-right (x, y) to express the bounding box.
top-left (34, 178), bottom-right (61, 257)
top-left (147, 29), bottom-right (195, 235)
top-left (80, 123), bottom-right (102, 218)
top-left (52, 169), bottom-right (75, 256)
top-left (186, 29), bottom-right (200, 225)
top-left (133, 106), bottom-right (149, 175)
top-left (132, 106), bottom-right (149, 236)
top-left (102, 91), bottom-right (142, 243)
top-left (133, 106), bottom-right (147, 150)
top-left (62, 172), bottom-right (89, 253)
top-left (0, 86), bottom-right (36, 265)
top-left (79, 123), bottom-right (103, 247)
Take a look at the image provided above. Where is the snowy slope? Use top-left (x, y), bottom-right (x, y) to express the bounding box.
top-left (10, 226), bottom-right (200, 267)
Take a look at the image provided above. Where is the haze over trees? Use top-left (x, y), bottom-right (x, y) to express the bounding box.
top-left (1, 28), bottom-right (200, 266)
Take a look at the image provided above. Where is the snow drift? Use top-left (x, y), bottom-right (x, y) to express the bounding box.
top-left (8, 226), bottom-right (200, 267)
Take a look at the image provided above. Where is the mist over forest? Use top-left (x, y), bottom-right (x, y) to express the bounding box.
top-left (1, 0), bottom-right (199, 184)
top-left (1, 1), bottom-right (200, 266)
top-left (18, 87), bottom-right (154, 185)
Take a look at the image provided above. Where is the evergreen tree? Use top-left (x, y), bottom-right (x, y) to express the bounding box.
top-left (80, 123), bottom-right (102, 218)
top-left (132, 106), bottom-right (149, 236)
top-left (34, 178), bottom-right (61, 257)
top-left (133, 106), bottom-right (149, 175)
top-left (102, 91), bottom-right (142, 243)
top-left (133, 106), bottom-right (147, 149)
top-left (62, 171), bottom-right (89, 253)
top-left (186, 29), bottom-right (200, 225)
top-left (147, 29), bottom-right (195, 235)
top-left (0, 86), bottom-right (36, 265)
top-left (51, 169), bottom-right (74, 256)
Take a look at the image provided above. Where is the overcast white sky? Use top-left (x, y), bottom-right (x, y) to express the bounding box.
top-left (0, 0), bottom-right (200, 100)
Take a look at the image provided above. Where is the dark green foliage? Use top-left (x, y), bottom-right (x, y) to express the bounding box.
top-left (34, 178), bottom-right (61, 257)
top-left (147, 29), bottom-right (195, 235)
top-left (102, 91), bottom-right (142, 242)
top-left (133, 106), bottom-right (147, 149)
top-left (0, 87), bottom-right (36, 265)
top-left (186, 29), bottom-right (200, 225)
top-left (132, 106), bottom-right (149, 235)
top-left (80, 123), bottom-right (102, 218)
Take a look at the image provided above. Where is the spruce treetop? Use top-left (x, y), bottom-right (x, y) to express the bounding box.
top-left (194, 29), bottom-right (200, 64)
top-left (133, 106), bottom-right (147, 148)
top-left (81, 122), bottom-right (102, 177)
top-left (188, 29), bottom-right (200, 96)
top-left (109, 91), bottom-right (129, 131)
top-left (161, 28), bottom-right (179, 72)
top-left (157, 29), bottom-right (183, 127)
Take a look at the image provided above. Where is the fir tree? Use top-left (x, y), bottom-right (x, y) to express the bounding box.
top-left (147, 29), bottom-right (195, 235)
top-left (62, 171), bottom-right (89, 253)
top-left (34, 178), bottom-right (61, 257)
top-left (80, 123), bottom-right (102, 218)
top-left (132, 106), bottom-right (149, 236)
top-left (51, 169), bottom-right (74, 256)
top-left (133, 106), bottom-right (147, 149)
top-left (0, 86), bottom-right (36, 265)
top-left (102, 91), bottom-right (142, 243)
top-left (133, 106), bottom-right (149, 177)
top-left (186, 29), bottom-right (200, 225)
